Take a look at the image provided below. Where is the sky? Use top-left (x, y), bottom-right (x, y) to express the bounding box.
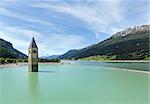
top-left (0, 0), bottom-right (149, 56)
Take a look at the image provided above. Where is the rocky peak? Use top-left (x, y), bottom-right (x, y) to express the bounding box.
top-left (111, 25), bottom-right (150, 38)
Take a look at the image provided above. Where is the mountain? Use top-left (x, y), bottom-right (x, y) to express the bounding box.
top-left (58, 25), bottom-right (150, 60)
top-left (40, 55), bottom-right (60, 59)
top-left (0, 38), bottom-right (27, 58)
top-left (58, 49), bottom-right (78, 59)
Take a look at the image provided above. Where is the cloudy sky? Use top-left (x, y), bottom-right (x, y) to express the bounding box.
top-left (0, 0), bottom-right (149, 56)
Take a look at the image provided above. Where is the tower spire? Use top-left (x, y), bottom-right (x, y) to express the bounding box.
top-left (29, 37), bottom-right (38, 49)
top-left (28, 37), bottom-right (38, 72)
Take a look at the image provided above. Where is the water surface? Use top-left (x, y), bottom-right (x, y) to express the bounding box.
top-left (0, 61), bottom-right (149, 104)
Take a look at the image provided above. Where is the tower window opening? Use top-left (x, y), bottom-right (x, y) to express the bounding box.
top-left (33, 50), bottom-right (36, 53)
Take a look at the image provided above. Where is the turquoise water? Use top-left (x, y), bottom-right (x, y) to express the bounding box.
top-left (0, 61), bottom-right (149, 104)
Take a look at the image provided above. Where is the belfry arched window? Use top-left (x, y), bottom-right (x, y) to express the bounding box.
top-left (33, 50), bottom-right (36, 53)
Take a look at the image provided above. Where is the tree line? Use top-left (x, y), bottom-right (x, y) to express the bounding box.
top-left (0, 58), bottom-right (60, 64)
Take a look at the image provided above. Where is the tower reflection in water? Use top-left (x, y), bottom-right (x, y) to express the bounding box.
top-left (28, 73), bottom-right (40, 102)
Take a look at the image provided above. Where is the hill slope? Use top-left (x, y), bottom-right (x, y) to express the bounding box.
top-left (0, 38), bottom-right (27, 58)
top-left (40, 55), bottom-right (60, 59)
top-left (58, 25), bottom-right (150, 60)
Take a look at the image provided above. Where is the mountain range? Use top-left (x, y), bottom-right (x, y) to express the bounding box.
top-left (0, 38), bottom-right (27, 58)
top-left (0, 24), bottom-right (149, 60)
top-left (40, 55), bottom-right (60, 59)
top-left (58, 25), bottom-right (150, 60)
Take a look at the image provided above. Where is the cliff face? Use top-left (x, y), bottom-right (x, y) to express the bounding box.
top-left (0, 38), bottom-right (27, 58)
top-left (59, 25), bottom-right (150, 60)
top-left (111, 25), bottom-right (150, 38)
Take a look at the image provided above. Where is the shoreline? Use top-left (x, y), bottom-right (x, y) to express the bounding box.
top-left (0, 61), bottom-right (149, 74)
top-left (0, 63), bottom-right (27, 68)
top-left (0, 62), bottom-right (61, 68)
top-left (79, 60), bottom-right (150, 62)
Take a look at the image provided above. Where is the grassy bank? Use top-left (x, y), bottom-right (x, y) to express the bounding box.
top-left (80, 55), bottom-right (115, 61)
top-left (80, 55), bottom-right (150, 61)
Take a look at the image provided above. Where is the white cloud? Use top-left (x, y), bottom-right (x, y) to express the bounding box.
top-left (0, 24), bottom-right (86, 56)
top-left (109, 27), bottom-right (123, 36)
top-left (44, 34), bottom-right (84, 49)
top-left (38, 34), bottom-right (86, 56)
top-left (0, 25), bottom-right (41, 54)
top-left (0, 25), bottom-right (40, 40)
top-left (0, 7), bottom-right (53, 27)
top-left (33, 0), bottom-right (124, 38)
top-left (0, 0), bottom-right (149, 56)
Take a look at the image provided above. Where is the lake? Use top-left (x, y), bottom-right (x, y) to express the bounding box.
top-left (0, 61), bottom-right (149, 104)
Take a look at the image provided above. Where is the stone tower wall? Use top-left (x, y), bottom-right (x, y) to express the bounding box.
top-left (28, 48), bottom-right (38, 72)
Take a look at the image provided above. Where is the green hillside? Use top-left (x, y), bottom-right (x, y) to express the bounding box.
top-left (59, 30), bottom-right (150, 60)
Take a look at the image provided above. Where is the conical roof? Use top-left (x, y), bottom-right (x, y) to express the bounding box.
top-left (29, 37), bottom-right (38, 49)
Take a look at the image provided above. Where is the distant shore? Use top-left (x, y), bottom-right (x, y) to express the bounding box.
top-left (0, 61), bottom-right (149, 74)
top-left (78, 59), bottom-right (150, 62)
top-left (94, 60), bottom-right (150, 62)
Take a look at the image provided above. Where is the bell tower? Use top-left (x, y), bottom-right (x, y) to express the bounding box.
top-left (28, 37), bottom-right (38, 72)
